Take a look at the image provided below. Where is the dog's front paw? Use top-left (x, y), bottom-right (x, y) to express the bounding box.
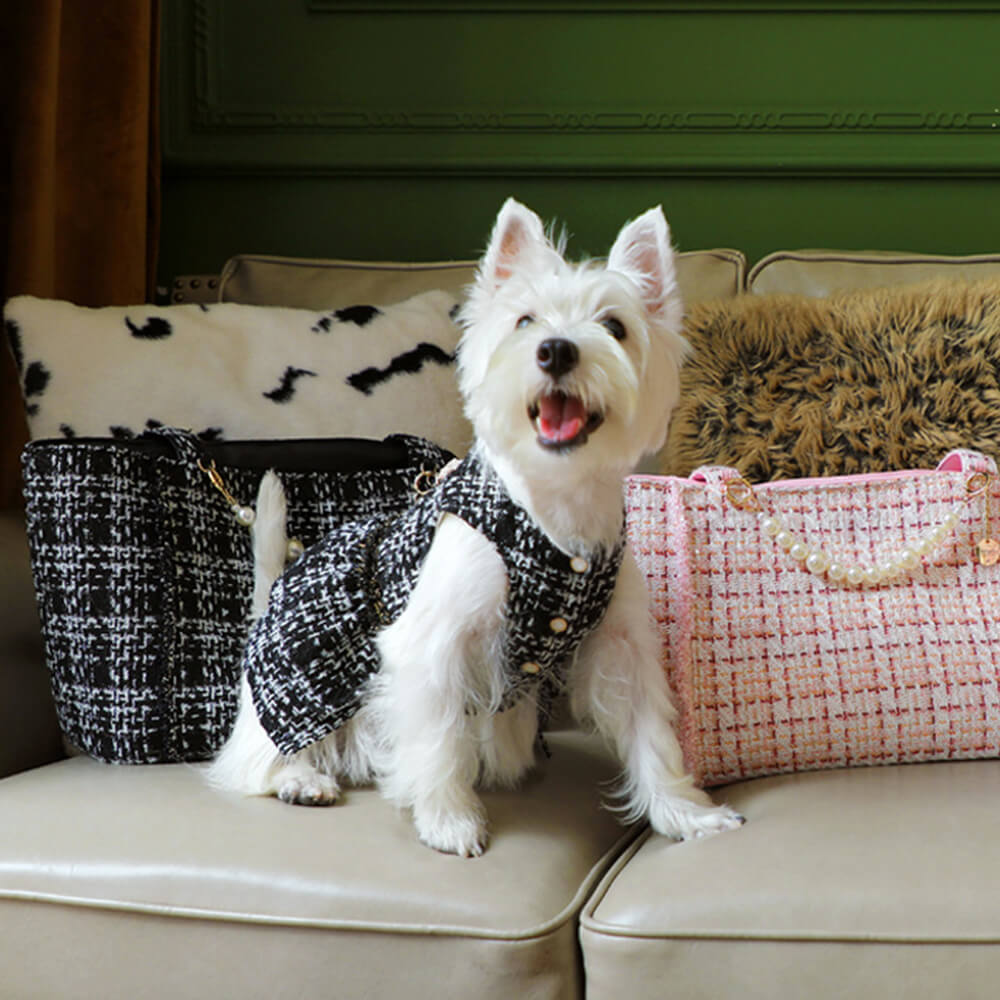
top-left (276, 771), bottom-right (341, 807)
top-left (414, 807), bottom-right (489, 858)
top-left (648, 792), bottom-right (745, 842)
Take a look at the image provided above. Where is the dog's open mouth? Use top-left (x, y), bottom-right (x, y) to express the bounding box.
top-left (528, 392), bottom-right (604, 450)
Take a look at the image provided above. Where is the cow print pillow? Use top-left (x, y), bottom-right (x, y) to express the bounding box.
top-left (3, 290), bottom-right (472, 454)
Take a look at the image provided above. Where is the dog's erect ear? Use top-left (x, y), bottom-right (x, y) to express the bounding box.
top-left (606, 207), bottom-right (678, 316)
top-left (479, 198), bottom-right (549, 289)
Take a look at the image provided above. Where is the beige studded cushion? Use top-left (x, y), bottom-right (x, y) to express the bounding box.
top-left (748, 248), bottom-right (1000, 297)
top-left (217, 249), bottom-right (747, 309)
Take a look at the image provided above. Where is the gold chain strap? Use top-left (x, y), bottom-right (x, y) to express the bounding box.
top-left (969, 472), bottom-right (1000, 565)
top-left (198, 459), bottom-right (257, 527)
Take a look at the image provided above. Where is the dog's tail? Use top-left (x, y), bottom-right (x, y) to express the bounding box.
top-left (250, 470), bottom-right (290, 618)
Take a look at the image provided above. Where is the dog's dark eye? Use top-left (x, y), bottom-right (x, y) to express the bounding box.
top-left (602, 317), bottom-right (627, 341)
top-left (516, 314), bottom-right (535, 329)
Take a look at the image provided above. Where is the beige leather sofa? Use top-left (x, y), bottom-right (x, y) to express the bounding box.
top-left (5, 248), bottom-right (1000, 999)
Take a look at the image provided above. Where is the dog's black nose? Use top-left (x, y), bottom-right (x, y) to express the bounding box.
top-left (536, 338), bottom-right (579, 378)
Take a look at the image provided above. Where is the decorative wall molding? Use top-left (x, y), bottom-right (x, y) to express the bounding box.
top-left (160, 0), bottom-right (1000, 284)
top-left (192, 106), bottom-right (1000, 135)
top-left (167, 0), bottom-right (1000, 176)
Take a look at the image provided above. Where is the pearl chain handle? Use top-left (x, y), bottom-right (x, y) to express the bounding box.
top-left (724, 471), bottom-right (994, 587)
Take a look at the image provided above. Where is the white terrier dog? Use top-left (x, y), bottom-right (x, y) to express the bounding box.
top-left (209, 198), bottom-right (743, 856)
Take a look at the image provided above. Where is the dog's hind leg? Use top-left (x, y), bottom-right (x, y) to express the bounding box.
top-left (208, 675), bottom-right (342, 805)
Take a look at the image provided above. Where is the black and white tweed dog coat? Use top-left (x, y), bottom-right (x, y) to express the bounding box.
top-left (244, 450), bottom-right (626, 756)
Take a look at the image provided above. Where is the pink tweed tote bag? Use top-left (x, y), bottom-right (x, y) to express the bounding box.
top-left (626, 450), bottom-right (1000, 787)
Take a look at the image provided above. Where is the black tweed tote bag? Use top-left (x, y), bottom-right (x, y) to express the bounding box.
top-left (21, 427), bottom-right (453, 764)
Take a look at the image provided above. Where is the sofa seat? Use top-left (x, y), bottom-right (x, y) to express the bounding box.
top-left (0, 731), bottom-right (635, 1000)
top-left (581, 759), bottom-right (1000, 1000)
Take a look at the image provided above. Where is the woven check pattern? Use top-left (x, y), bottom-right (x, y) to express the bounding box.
top-left (22, 431), bottom-right (452, 764)
top-left (430, 455), bottom-right (625, 707)
top-left (246, 451), bottom-right (625, 756)
top-left (625, 451), bottom-right (1000, 787)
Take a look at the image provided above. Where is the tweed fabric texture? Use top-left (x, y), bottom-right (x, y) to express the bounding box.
top-left (626, 450), bottom-right (1000, 787)
top-left (246, 451), bottom-right (626, 756)
top-left (662, 277), bottom-right (1000, 482)
top-left (22, 429), bottom-right (452, 764)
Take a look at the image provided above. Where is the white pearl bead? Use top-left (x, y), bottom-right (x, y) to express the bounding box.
top-left (942, 512), bottom-right (959, 531)
top-left (879, 560), bottom-right (898, 579)
top-left (863, 566), bottom-right (882, 585)
top-left (846, 566), bottom-right (866, 586)
top-left (759, 515), bottom-right (782, 537)
top-left (806, 550), bottom-right (830, 575)
top-left (789, 542), bottom-right (809, 561)
top-left (898, 548), bottom-right (919, 570)
top-left (234, 504), bottom-right (256, 527)
top-left (775, 530), bottom-right (796, 551)
top-left (828, 562), bottom-right (847, 581)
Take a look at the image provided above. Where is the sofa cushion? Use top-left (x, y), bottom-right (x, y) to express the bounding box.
top-left (217, 249), bottom-right (747, 309)
top-left (220, 254), bottom-right (478, 308)
top-left (0, 730), bottom-right (634, 1000)
top-left (0, 511), bottom-right (63, 778)
top-left (749, 248), bottom-right (1000, 297)
top-left (580, 760), bottom-right (1000, 1000)
top-left (4, 290), bottom-right (472, 455)
top-left (660, 276), bottom-right (1000, 481)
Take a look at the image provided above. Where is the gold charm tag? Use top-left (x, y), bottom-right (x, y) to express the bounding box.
top-left (968, 471), bottom-right (997, 566)
top-left (978, 537), bottom-right (1000, 566)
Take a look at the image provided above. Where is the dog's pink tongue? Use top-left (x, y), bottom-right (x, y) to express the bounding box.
top-left (538, 393), bottom-right (586, 443)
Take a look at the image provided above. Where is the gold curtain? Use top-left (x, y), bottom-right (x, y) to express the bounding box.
top-left (0, 1), bottom-right (160, 508)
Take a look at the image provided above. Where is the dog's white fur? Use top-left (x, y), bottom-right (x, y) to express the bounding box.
top-left (208, 199), bottom-right (743, 855)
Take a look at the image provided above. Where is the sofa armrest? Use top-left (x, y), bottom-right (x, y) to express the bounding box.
top-left (0, 510), bottom-right (64, 777)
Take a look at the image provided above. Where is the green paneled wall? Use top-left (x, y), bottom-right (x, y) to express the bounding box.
top-left (159, 0), bottom-right (1000, 285)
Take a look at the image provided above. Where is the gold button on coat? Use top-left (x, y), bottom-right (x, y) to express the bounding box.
top-left (520, 661), bottom-right (541, 674)
top-left (549, 617), bottom-right (568, 634)
top-left (570, 557), bottom-right (589, 574)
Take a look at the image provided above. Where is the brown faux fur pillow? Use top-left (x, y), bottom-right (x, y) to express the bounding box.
top-left (661, 277), bottom-right (1000, 482)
